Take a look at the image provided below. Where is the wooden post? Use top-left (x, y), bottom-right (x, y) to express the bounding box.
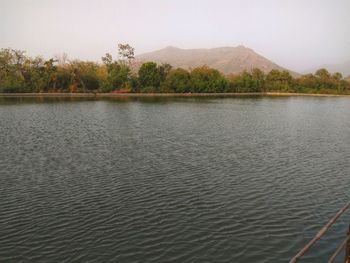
top-left (345, 225), bottom-right (350, 263)
top-left (290, 203), bottom-right (350, 263)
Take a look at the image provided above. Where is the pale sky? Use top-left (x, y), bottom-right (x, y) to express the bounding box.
top-left (1, 0), bottom-right (350, 72)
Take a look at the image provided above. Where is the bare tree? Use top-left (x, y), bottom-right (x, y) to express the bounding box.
top-left (118, 44), bottom-right (135, 64)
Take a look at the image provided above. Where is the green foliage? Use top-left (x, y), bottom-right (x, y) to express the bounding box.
top-left (296, 74), bottom-right (317, 92)
top-left (265, 70), bottom-right (293, 92)
top-left (163, 68), bottom-right (191, 93)
top-left (228, 68), bottom-right (265, 92)
top-left (229, 71), bottom-right (253, 92)
top-left (295, 68), bottom-right (349, 94)
top-left (1, 47), bottom-right (349, 95)
top-left (251, 68), bottom-right (265, 92)
top-left (0, 48), bottom-right (27, 92)
top-left (81, 74), bottom-right (99, 91)
top-left (158, 63), bottom-right (172, 82)
top-left (102, 53), bottom-right (131, 91)
top-left (315, 68), bottom-right (331, 80)
top-left (138, 62), bottom-right (161, 91)
top-left (55, 69), bottom-right (71, 91)
top-left (190, 66), bottom-right (229, 92)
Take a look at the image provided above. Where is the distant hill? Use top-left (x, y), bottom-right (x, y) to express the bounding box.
top-left (305, 60), bottom-right (350, 77)
top-left (136, 46), bottom-right (299, 76)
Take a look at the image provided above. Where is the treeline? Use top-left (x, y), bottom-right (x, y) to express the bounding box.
top-left (1, 46), bottom-right (349, 94)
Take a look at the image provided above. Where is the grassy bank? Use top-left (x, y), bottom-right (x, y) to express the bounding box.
top-left (1, 92), bottom-right (350, 98)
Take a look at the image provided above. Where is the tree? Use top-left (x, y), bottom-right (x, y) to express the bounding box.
top-left (0, 48), bottom-right (26, 92)
top-left (251, 68), bottom-right (265, 92)
top-left (102, 53), bottom-right (113, 67)
top-left (332, 72), bottom-right (342, 81)
top-left (314, 68), bottom-right (333, 91)
top-left (109, 64), bottom-right (130, 89)
top-left (42, 58), bottom-right (57, 91)
top-left (158, 63), bottom-right (172, 82)
top-left (72, 61), bottom-right (101, 91)
top-left (1, 47), bottom-right (349, 95)
top-left (138, 62), bottom-right (161, 91)
top-left (265, 70), bottom-right (293, 91)
top-left (101, 53), bottom-right (131, 91)
top-left (228, 71), bottom-right (253, 92)
top-left (315, 68), bottom-right (331, 80)
top-left (296, 74), bottom-right (317, 92)
top-left (330, 72), bottom-right (348, 92)
top-left (118, 44), bottom-right (135, 61)
top-left (190, 66), bottom-right (228, 92)
top-left (163, 68), bottom-right (191, 93)
top-left (55, 68), bottom-right (71, 91)
top-left (100, 44), bottom-right (136, 91)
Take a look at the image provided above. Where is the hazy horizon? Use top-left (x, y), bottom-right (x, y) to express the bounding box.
top-left (1, 0), bottom-right (350, 72)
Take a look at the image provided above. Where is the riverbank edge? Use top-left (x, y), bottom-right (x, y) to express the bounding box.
top-left (0, 92), bottom-right (349, 97)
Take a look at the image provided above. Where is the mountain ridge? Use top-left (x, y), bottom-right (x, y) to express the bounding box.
top-left (136, 46), bottom-right (299, 77)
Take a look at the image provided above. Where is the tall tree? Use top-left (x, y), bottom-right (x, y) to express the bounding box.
top-left (138, 62), bottom-right (161, 91)
top-left (101, 52), bottom-right (131, 91)
top-left (265, 70), bottom-right (293, 91)
top-left (251, 68), bottom-right (265, 92)
top-left (118, 44), bottom-right (135, 65)
top-left (190, 66), bottom-right (228, 92)
top-left (163, 68), bottom-right (191, 93)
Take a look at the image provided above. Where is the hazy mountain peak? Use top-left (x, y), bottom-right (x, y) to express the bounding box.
top-left (236, 44), bottom-right (250, 50)
top-left (164, 46), bottom-right (180, 50)
top-left (137, 45), bottom-right (297, 76)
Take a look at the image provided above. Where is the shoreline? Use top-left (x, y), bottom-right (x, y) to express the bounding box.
top-left (0, 92), bottom-right (349, 98)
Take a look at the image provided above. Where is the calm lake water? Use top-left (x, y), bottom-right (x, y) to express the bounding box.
top-left (0, 96), bottom-right (349, 263)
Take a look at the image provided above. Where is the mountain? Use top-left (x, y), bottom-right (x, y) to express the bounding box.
top-left (136, 45), bottom-right (298, 76)
top-left (305, 60), bottom-right (350, 77)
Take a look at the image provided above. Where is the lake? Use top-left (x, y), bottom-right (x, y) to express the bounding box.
top-left (0, 96), bottom-right (349, 263)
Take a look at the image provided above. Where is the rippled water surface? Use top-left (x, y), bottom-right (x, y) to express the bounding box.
top-left (0, 96), bottom-right (350, 263)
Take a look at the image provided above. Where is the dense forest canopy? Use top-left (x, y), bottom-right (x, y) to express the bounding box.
top-left (0, 45), bottom-right (349, 94)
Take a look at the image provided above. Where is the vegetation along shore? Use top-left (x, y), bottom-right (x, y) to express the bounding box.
top-left (1, 44), bottom-right (349, 95)
top-left (1, 92), bottom-right (350, 98)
